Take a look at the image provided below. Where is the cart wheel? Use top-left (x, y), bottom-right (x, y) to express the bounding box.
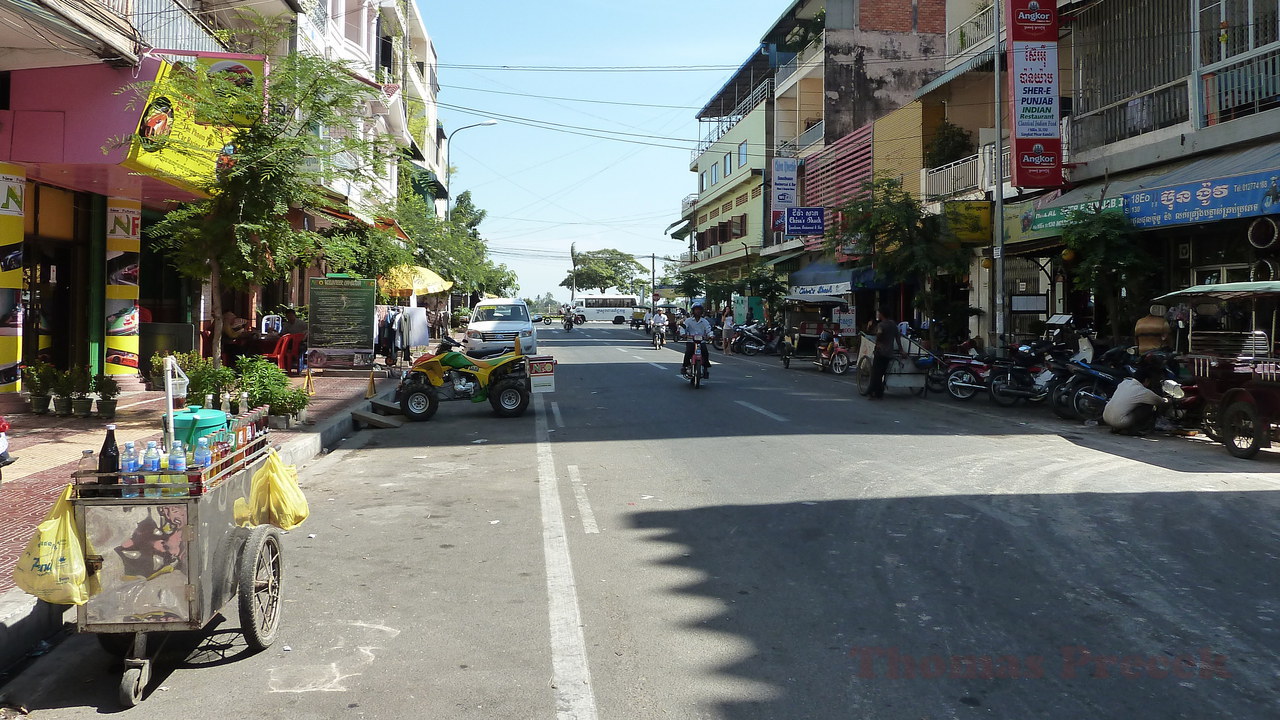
top-left (781, 343), bottom-right (792, 368)
top-left (831, 353), bottom-right (850, 375)
top-left (1222, 401), bottom-right (1264, 459)
top-left (856, 358), bottom-right (872, 396)
top-left (119, 667), bottom-right (144, 708)
top-left (238, 525), bottom-right (283, 652)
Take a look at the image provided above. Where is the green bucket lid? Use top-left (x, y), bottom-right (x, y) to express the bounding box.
top-left (166, 405), bottom-right (228, 447)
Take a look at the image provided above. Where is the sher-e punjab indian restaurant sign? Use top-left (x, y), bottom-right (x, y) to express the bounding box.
top-left (1006, 0), bottom-right (1062, 188)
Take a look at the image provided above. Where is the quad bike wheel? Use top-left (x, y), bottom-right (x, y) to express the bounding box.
top-left (490, 378), bottom-right (531, 417)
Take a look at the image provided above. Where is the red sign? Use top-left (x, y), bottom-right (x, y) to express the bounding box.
top-left (771, 209), bottom-right (786, 233)
top-left (1007, 0), bottom-right (1057, 40)
top-left (1012, 137), bottom-right (1062, 186)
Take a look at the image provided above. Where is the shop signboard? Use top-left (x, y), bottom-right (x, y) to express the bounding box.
top-left (772, 158), bottom-right (799, 212)
top-left (307, 277), bottom-right (376, 369)
top-left (1006, 0), bottom-right (1062, 188)
top-left (529, 356), bottom-right (556, 393)
top-left (0, 164), bottom-right (21, 393)
top-left (1123, 169), bottom-right (1280, 228)
top-left (784, 207), bottom-right (825, 235)
top-left (104, 198), bottom-right (142, 375)
top-left (833, 309), bottom-right (858, 336)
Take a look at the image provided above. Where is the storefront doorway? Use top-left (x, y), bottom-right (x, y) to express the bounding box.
top-left (23, 238), bottom-right (89, 368)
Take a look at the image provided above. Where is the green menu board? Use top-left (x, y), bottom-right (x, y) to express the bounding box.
top-left (306, 277), bottom-right (376, 369)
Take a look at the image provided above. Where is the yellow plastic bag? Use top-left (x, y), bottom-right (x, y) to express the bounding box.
top-left (249, 450), bottom-right (309, 530)
top-left (12, 485), bottom-right (92, 605)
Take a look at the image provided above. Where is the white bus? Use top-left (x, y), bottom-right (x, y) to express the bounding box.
top-left (572, 294), bottom-right (641, 324)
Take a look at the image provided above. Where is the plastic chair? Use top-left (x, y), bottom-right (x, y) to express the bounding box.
top-left (260, 314), bottom-right (282, 335)
top-left (264, 333), bottom-right (305, 373)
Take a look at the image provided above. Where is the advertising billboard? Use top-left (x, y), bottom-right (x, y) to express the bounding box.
top-left (1006, 0), bottom-right (1062, 188)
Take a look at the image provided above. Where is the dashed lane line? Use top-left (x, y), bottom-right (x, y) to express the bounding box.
top-left (566, 465), bottom-right (600, 534)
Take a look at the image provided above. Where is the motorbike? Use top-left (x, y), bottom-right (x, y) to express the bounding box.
top-left (681, 334), bottom-right (709, 388)
top-left (732, 322), bottom-right (772, 356)
top-left (394, 335), bottom-right (532, 421)
top-left (986, 339), bottom-right (1069, 406)
top-left (814, 331), bottom-right (852, 375)
top-left (563, 315), bottom-right (574, 332)
top-left (1062, 347), bottom-right (1141, 422)
top-left (653, 323), bottom-right (667, 349)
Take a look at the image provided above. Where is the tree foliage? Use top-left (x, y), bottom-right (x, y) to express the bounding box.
top-left (395, 184), bottom-right (517, 297)
top-left (135, 15), bottom-right (396, 364)
top-left (924, 119), bottom-right (977, 168)
top-left (1061, 204), bottom-right (1155, 345)
top-left (560, 249), bottom-right (646, 294)
top-left (826, 176), bottom-right (974, 344)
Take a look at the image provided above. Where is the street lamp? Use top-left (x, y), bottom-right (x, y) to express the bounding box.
top-left (444, 119), bottom-right (498, 218)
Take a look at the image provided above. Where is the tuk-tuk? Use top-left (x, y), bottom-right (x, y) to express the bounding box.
top-left (1153, 280), bottom-right (1280, 458)
top-left (630, 305), bottom-right (652, 330)
top-left (778, 294), bottom-right (851, 370)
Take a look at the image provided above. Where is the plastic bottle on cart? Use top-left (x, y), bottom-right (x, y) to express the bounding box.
top-left (76, 450), bottom-right (96, 498)
top-left (167, 441), bottom-right (186, 496)
top-left (97, 424), bottom-right (120, 498)
top-left (142, 441), bottom-right (162, 498)
top-left (121, 441), bottom-right (139, 498)
top-left (191, 437), bottom-right (212, 496)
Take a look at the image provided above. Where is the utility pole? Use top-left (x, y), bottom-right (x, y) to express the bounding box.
top-left (993, 0), bottom-right (1007, 344)
top-left (570, 243), bottom-right (578, 304)
top-left (650, 254), bottom-right (656, 305)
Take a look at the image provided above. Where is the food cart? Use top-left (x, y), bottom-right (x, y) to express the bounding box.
top-left (1153, 280), bottom-right (1280, 458)
top-left (68, 359), bottom-right (286, 706)
top-left (778, 294), bottom-right (850, 371)
top-left (854, 330), bottom-right (934, 397)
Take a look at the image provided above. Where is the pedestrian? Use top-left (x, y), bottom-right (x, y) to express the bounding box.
top-left (720, 305), bottom-right (735, 354)
top-left (867, 305), bottom-right (903, 399)
top-left (0, 415), bottom-right (16, 468)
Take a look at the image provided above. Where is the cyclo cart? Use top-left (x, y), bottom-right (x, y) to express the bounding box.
top-left (854, 328), bottom-right (934, 397)
top-left (1153, 280), bottom-right (1280, 458)
top-left (779, 294), bottom-right (849, 372)
top-left (69, 408), bottom-right (283, 707)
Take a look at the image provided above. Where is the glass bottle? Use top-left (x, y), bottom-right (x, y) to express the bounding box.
top-left (77, 449), bottom-right (96, 498)
top-left (97, 424), bottom-right (120, 498)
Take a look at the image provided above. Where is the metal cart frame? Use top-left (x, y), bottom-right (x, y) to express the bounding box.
top-left (71, 439), bottom-right (281, 707)
top-left (854, 331), bottom-right (932, 396)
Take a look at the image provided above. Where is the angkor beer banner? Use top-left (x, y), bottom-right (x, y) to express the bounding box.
top-left (1006, 0), bottom-right (1062, 188)
top-left (105, 198), bottom-right (142, 375)
top-left (0, 163), bottom-right (23, 392)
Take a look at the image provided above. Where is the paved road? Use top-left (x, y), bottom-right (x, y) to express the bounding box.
top-left (5, 324), bottom-right (1280, 719)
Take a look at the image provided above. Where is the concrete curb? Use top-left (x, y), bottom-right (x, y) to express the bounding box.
top-left (0, 384), bottom-right (398, 676)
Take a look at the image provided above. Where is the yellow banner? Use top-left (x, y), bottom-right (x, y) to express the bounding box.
top-left (121, 61), bottom-right (229, 195)
top-left (105, 198), bottom-right (141, 375)
top-left (0, 163), bottom-right (22, 392)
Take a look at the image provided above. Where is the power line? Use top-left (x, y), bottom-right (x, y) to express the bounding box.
top-left (440, 84), bottom-right (703, 110)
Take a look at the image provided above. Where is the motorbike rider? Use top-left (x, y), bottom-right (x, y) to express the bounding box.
top-left (680, 304), bottom-right (714, 378)
top-left (652, 308), bottom-right (668, 339)
top-left (1102, 369), bottom-right (1172, 435)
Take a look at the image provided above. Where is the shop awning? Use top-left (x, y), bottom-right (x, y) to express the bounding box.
top-left (763, 250), bottom-right (806, 266)
top-left (382, 265), bottom-right (453, 296)
top-left (665, 219), bottom-right (694, 240)
top-left (1154, 281), bottom-right (1280, 303)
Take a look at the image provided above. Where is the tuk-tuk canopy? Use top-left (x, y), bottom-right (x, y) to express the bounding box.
top-left (1153, 281), bottom-right (1280, 303)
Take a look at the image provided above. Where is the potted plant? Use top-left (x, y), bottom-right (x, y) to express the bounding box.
top-left (22, 360), bottom-right (55, 414)
top-left (267, 387), bottom-right (310, 429)
top-left (94, 373), bottom-right (120, 418)
top-left (69, 366), bottom-right (95, 417)
top-left (49, 368), bottom-right (74, 416)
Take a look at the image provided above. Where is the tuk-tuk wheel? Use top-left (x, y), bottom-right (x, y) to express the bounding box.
top-left (1222, 401), bottom-right (1264, 459)
top-left (238, 525), bottom-right (284, 652)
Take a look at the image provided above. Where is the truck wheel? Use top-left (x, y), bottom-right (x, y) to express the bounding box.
top-left (400, 386), bottom-right (439, 421)
top-left (1222, 401), bottom-right (1264, 459)
top-left (490, 379), bottom-right (531, 417)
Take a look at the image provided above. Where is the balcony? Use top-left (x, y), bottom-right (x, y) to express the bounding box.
top-left (925, 153), bottom-right (979, 199)
top-left (946, 4), bottom-right (996, 61)
top-left (1070, 82), bottom-right (1189, 152)
top-left (1202, 45), bottom-right (1280, 127)
top-left (777, 120), bottom-right (825, 159)
top-left (681, 194), bottom-right (698, 215)
top-left (692, 79), bottom-right (773, 161)
top-left (776, 32), bottom-right (824, 87)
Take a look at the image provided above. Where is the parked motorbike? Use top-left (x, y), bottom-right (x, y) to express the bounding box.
top-left (395, 336), bottom-right (532, 421)
top-left (814, 331), bottom-right (851, 375)
top-left (986, 339), bottom-right (1072, 406)
top-left (733, 322), bottom-right (772, 356)
top-left (1064, 347), bottom-right (1142, 422)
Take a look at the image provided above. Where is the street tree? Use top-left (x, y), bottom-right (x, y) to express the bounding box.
top-left (826, 176), bottom-right (973, 347)
top-left (134, 16), bottom-right (396, 365)
top-left (559, 249), bottom-right (646, 294)
top-left (1061, 203), bottom-right (1155, 346)
top-left (396, 185), bottom-right (517, 297)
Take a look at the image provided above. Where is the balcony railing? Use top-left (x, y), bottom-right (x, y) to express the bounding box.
top-left (946, 3), bottom-right (996, 58)
top-left (1071, 81), bottom-right (1189, 152)
top-left (1202, 44), bottom-right (1280, 127)
top-left (692, 79), bottom-right (774, 161)
top-left (797, 120), bottom-right (824, 151)
top-left (925, 153), bottom-right (980, 199)
top-left (681, 194), bottom-right (698, 214)
top-left (134, 0), bottom-right (223, 52)
top-left (776, 32), bottom-right (825, 86)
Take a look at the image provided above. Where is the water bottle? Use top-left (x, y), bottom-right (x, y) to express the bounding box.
top-left (193, 437), bottom-right (212, 469)
top-left (121, 441), bottom-right (139, 498)
top-left (167, 441), bottom-right (186, 497)
top-left (76, 449), bottom-right (96, 498)
top-left (142, 441), bottom-right (162, 498)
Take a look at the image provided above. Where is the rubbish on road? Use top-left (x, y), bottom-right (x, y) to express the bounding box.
top-left (640, 495), bottom-right (655, 500)
top-left (489, 520), bottom-right (501, 525)
top-left (307, 534), bottom-right (317, 539)
top-left (283, 646), bottom-right (292, 651)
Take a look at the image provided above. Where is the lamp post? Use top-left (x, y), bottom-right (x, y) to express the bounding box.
top-left (444, 119), bottom-right (498, 218)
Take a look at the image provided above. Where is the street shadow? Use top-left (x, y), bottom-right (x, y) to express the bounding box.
top-left (628, 491), bottom-right (1280, 719)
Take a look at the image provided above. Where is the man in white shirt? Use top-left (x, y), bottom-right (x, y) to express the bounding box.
top-left (651, 310), bottom-right (668, 339)
top-left (681, 304), bottom-right (714, 378)
top-left (1103, 371), bottom-right (1170, 435)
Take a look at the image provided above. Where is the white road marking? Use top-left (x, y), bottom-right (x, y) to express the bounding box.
top-left (615, 347), bottom-right (628, 353)
top-left (534, 395), bottom-right (600, 720)
top-left (551, 401), bottom-right (565, 428)
top-left (631, 356), bottom-right (645, 361)
top-left (735, 400), bottom-right (789, 422)
top-left (566, 465), bottom-right (600, 534)
top-left (648, 362), bottom-right (667, 370)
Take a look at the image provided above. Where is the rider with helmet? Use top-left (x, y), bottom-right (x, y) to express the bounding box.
top-left (680, 304), bottom-right (713, 378)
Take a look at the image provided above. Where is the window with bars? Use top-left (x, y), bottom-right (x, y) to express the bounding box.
top-left (1199, 0), bottom-right (1280, 66)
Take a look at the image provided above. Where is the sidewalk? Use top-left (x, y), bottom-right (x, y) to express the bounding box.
top-left (0, 370), bottom-right (400, 674)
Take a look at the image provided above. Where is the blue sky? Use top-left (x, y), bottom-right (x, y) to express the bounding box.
top-left (418, 0), bottom-right (791, 302)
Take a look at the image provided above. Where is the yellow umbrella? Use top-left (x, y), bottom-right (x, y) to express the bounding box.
top-left (382, 265), bottom-right (454, 296)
